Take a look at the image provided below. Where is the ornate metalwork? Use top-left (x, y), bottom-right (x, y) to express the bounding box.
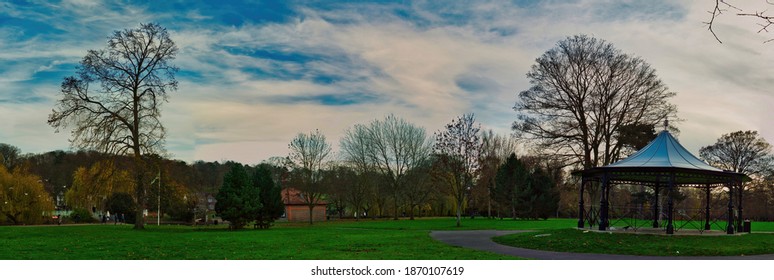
top-left (573, 130), bottom-right (751, 235)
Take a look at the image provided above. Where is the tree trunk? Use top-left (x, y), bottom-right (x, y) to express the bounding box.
top-left (393, 192), bottom-right (399, 220)
top-left (455, 206), bottom-right (461, 227)
top-left (5, 213), bottom-right (19, 225)
top-left (133, 158), bottom-right (145, 230)
top-left (308, 205), bottom-right (314, 225)
top-left (488, 182), bottom-right (492, 219)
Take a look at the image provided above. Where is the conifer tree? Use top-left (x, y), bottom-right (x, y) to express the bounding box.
top-left (493, 153), bottom-right (528, 219)
top-left (215, 164), bottom-right (260, 230)
top-left (253, 164), bottom-right (284, 229)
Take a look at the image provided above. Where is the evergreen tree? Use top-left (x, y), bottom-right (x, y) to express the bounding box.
top-left (518, 167), bottom-right (558, 220)
top-left (215, 164), bottom-right (261, 230)
top-left (493, 154), bottom-right (528, 219)
top-left (253, 164), bottom-right (284, 229)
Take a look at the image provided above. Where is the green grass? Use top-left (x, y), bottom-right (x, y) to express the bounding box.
top-left (6, 217), bottom-right (774, 259)
top-left (493, 228), bottom-right (774, 256)
top-left (0, 217), bottom-right (573, 260)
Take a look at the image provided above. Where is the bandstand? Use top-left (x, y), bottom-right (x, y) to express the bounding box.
top-left (573, 127), bottom-right (751, 234)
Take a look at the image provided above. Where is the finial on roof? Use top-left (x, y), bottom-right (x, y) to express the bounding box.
top-left (663, 119), bottom-right (669, 131)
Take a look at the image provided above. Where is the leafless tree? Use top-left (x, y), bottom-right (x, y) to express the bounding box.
top-left (288, 129), bottom-right (332, 224)
top-left (401, 159), bottom-right (437, 220)
top-left (700, 130), bottom-right (774, 229)
top-left (706, 0), bottom-right (774, 43)
top-left (48, 23), bottom-right (178, 229)
top-left (513, 34), bottom-right (676, 171)
top-left (341, 114), bottom-right (432, 220)
top-left (475, 130), bottom-right (518, 218)
top-left (700, 130), bottom-right (774, 177)
top-left (0, 143), bottom-right (21, 170)
top-left (433, 113), bottom-right (481, 227)
top-left (340, 125), bottom-right (377, 220)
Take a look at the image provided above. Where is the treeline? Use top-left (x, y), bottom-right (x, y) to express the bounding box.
top-left (0, 145), bottom-right (245, 225)
top-left (0, 114), bottom-right (567, 226)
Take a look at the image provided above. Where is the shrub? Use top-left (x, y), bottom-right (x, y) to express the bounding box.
top-left (106, 192), bottom-right (136, 224)
top-left (68, 208), bottom-right (96, 223)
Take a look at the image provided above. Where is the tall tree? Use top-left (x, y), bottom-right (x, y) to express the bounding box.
top-left (253, 164), bottom-right (284, 229)
top-left (493, 154), bottom-right (528, 219)
top-left (700, 130), bottom-right (774, 177)
top-left (340, 124), bottom-right (378, 220)
top-left (48, 23), bottom-right (178, 229)
top-left (401, 159), bottom-right (437, 220)
top-left (288, 129), bottom-right (331, 224)
top-left (706, 1), bottom-right (774, 43)
top-left (513, 34), bottom-right (676, 170)
top-left (476, 130), bottom-right (518, 218)
top-left (0, 144), bottom-right (21, 170)
top-left (517, 166), bottom-right (559, 220)
top-left (320, 164), bottom-right (357, 219)
top-left (700, 130), bottom-right (774, 228)
top-left (617, 123), bottom-right (658, 155)
top-left (341, 115), bottom-right (432, 220)
top-left (433, 113), bottom-right (481, 227)
top-left (0, 166), bottom-right (54, 225)
top-left (66, 160), bottom-right (134, 213)
top-left (214, 164), bottom-right (260, 230)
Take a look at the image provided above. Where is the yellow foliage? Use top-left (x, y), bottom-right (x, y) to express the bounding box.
top-left (65, 160), bottom-right (133, 211)
top-left (0, 165), bottom-right (54, 225)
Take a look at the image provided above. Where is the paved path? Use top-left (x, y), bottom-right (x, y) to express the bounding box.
top-left (430, 230), bottom-right (774, 260)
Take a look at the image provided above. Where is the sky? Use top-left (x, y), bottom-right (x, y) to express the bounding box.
top-left (2, 0), bottom-right (774, 165)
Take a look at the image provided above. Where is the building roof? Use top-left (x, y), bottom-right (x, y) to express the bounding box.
top-left (282, 188), bottom-right (327, 205)
top-left (607, 130), bottom-right (722, 171)
top-left (574, 129), bottom-right (750, 185)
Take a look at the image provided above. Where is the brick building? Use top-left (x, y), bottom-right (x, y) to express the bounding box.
top-left (282, 188), bottom-right (327, 222)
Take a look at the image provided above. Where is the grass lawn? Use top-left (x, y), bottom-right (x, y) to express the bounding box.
top-left (0, 217), bottom-right (573, 260)
top-left (5, 217), bottom-right (774, 259)
top-left (493, 228), bottom-right (774, 256)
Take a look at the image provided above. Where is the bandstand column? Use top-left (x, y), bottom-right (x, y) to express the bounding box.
top-left (666, 173), bottom-right (675, 234)
top-left (599, 173), bottom-right (609, 231)
top-left (727, 182), bottom-right (735, 234)
top-left (578, 177), bottom-right (585, 228)
top-left (704, 184), bottom-right (711, 231)
top-left (653, 180), bottom-right (660, 228)
top-left (737, 180), bottom-right (744, 232)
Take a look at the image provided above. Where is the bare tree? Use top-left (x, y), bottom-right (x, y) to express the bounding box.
top-left (401, 159), bottom-right (436, 220)
top-left (48, 23), bottom-right (178, 229)
top-left (700, 130), bottom-right (774, 230)
top-left (341, 114), bottom-right (431, 220)
top-left (513, 34), bottom-right (676, 170)
top-left (288, 129), bottom-right (332, 224)
top-left (700, 130), bottom-right (773, 177)
top-left (706, 0), bottom-right (774, 43)
top-left (0, 143), bottom-right (21, 170)
top-left (433, 113), bottom-right (481, 227)
top-left (340, 125), bottom-right (377, 220)
top-left (475, 130), bottom-right (518, 218)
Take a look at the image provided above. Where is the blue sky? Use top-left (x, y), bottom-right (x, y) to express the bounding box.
top-left (2, 0), bottom-right (774, 164)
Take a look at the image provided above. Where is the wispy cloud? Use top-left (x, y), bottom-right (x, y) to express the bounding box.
top-left (2, 0), bottom-right (773, 164)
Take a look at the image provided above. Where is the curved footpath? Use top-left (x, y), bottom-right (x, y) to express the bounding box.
top-left (429, 230), bottom-right (774, 260)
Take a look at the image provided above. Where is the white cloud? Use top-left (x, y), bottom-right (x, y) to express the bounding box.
top-left (4, 0), bottom-right (774, 165)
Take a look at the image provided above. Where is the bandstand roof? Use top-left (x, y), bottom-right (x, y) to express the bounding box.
top-left (608, 130), bottom-right (721, 171)
top-left (574, 130), bottom-right (750, 185)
